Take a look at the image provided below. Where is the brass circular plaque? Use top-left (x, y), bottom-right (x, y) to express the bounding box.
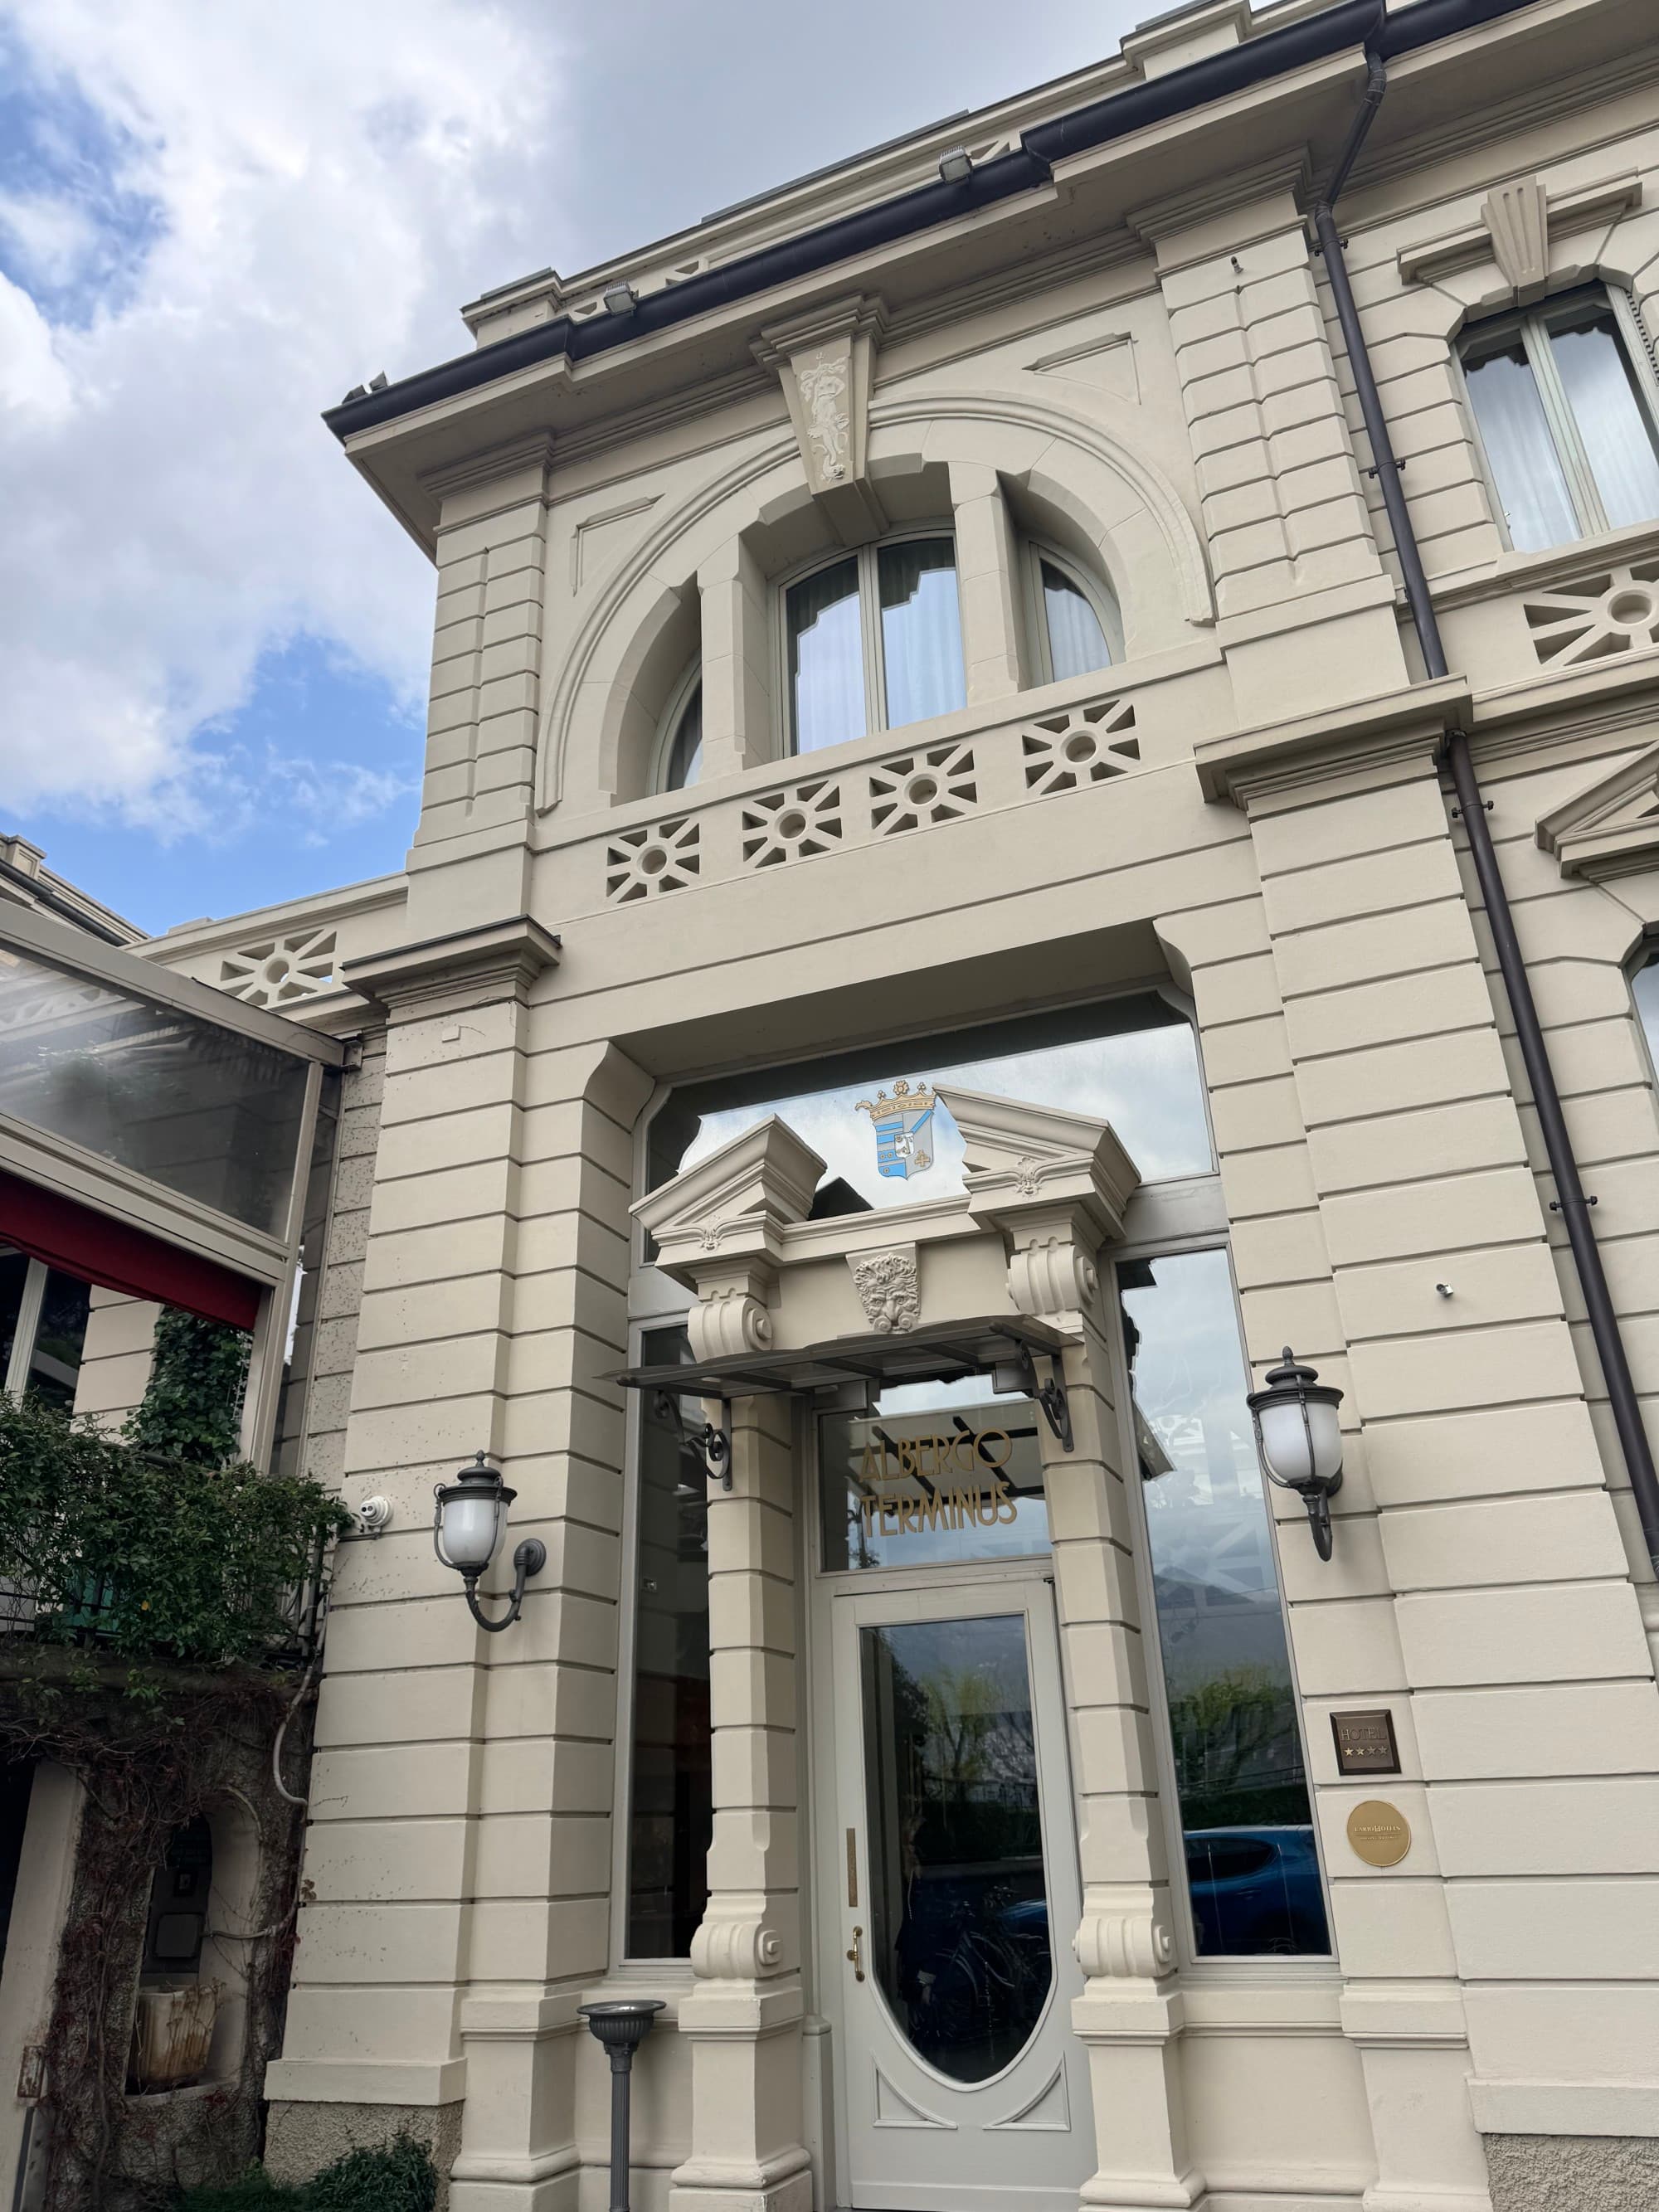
top-left (1346, 1799), bottom-right (1411, 1868)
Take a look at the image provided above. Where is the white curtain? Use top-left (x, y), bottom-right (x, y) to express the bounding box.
top-left (1465, 338), bottom-right (1579, 550)
top-left (1549, 307), bottom-right (1659, 532)
top-left (878, 538), bottom-right (965, 729)
top-left (1040, 561), bottom-right (1112, 680)
top-left (787, 558), bottom-right (864, 753)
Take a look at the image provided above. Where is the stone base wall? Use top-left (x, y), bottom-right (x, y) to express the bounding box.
top-left (1486, 2135), bottom-right (1659, 2211)
top-left (265, 2098), bottom-right (465, 2208)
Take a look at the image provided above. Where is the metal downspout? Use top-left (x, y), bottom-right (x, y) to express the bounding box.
top-left (1311, 43), bottom-right (1659, 1573)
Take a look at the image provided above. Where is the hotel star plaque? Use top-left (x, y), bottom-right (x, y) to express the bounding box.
top-left (1331, 1708), bottom-right (1401, 1777)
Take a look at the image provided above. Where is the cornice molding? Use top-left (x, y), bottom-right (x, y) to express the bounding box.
top-left (339, 913), bottom-right (561, 1018)
top-left (1193, 677), bottom-right (1471, 806)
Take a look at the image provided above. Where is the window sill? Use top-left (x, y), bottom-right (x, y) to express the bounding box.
top-left (1430, 515), bottom-right (1659, 611)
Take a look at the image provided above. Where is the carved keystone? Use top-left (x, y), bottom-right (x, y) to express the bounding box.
top-left (754, 294), bottom-right (888, 543)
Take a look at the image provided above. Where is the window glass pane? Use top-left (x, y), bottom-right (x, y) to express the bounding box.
top-left (1547, 301), bottom-right (1659, 532)
top-left (878, 537), bottom-right (966, 728)
top-left (652, 997), bottom-right (1210, 1212)
top-left (1463, 330), bottom-right (1581, 551)
top-left (0, 1251), bottom-right (27, 1389)
top-left (0, 944), bottom-right (310, 1236)
top-left (1041, 559), bottom-right (1112, 681)
top-left (24, 1269), bottom-right (89, 1413)
top-left (664, 683), bottom-right (703, 790)
top-left (625, 1324), bottom-right (713, 1957)
top-left (788, 557), bottom-right (864, 754)
top-left (1633, 951), bottom-right (1659, 1072)
top-left (1117, 1251), bottom-right (1329, 1958)
top-left (860, 1615), bottom-right (1051, 2082)
top-left (820, 1374), bottom-right (1048, 1571)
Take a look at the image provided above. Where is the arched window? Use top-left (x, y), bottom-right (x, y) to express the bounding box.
top-left (1025, 545), bottom-right (1121, 685)
top-left (654, 665), bottom-right (703, 793)
top-left (783, 532), bottom-right (966, 754)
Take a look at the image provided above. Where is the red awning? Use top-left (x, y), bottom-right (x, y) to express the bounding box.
top-left (0, 1170), bottom-right (262, 1330)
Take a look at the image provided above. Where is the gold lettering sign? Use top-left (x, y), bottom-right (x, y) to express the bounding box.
top-left (1345, 1799), bottom-right (1411, 1869)
top-left (854, 1428), bottom-right (1020, 1539)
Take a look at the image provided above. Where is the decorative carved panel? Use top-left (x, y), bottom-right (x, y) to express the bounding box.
top-left (218, 927), bottom-right (338, 1007)
top-left (1523, 560), bottom-right (1659, 666)
top-left (1020, 700), bottom-right (1139, 795)
top-left (741, 779), bottom-right (844, 868)
top-left (869, 743), bottom-right (977, 836)
top-left (605, 816), bottom-right (701, 902)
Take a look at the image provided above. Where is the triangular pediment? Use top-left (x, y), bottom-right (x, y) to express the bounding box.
top-left (630, 1116), bottom-right (825, 1266)
top-left (1537, 743), bottom-right (1659, 878)
top-left (932, 1085), bottom-right (1140, 1228)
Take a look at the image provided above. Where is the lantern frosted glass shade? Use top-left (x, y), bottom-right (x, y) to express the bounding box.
top-left (1246, 1348), bottom-right (1345, 1561)
top-left (432, 1453), bottom-right (545, 1631)
top-left (435, 1454), bottom-right (513, 1574)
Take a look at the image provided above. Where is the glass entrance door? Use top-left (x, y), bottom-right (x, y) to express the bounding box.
top-left (825, 1576), bottom-right (1091, 2211)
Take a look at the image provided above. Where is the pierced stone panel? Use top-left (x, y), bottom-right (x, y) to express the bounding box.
top-left (1523, 561), bottom-right (1659, 666)
top-left (1020, 699), bottom-right (1139, 796)
top-left (218, 928), bottom-right (338, 1008)
top-left (868, 743), bottom-right (977, 837)
top-left (606, 817), bottom-right (701, 902)
top-left (741, 780), bottom-right (844, 869)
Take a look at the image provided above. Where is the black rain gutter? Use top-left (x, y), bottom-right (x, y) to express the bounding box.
top-left (1311, 32), bottom-right (1659, 1574)
top-left (324, 0), bottom-right (1540, 446)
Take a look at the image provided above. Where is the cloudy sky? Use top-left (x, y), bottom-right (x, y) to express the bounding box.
top-left (0, 0), bottom-right (1149, 936)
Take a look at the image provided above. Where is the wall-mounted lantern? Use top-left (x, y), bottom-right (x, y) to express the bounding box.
top-left (432, 1452), bottom-right (546, 1632)
top-left (1246, 1347), bottom-right (1345, 1561)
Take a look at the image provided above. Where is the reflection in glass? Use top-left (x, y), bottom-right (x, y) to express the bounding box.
top-left (788, 557), bottom-right (864, 754)
top-left (878, 538), bottom-right (966, 729)
top-left (1041, 559), bottom-right (1113, 681)
top-left (651, 996), bottom-right (1210, 1215)
top-left (663, 682), bottom-right (703, 790)
top-left (820, 1378), bottom-right (1047, 1571)
top-left (1634, 950), bottom-right (1659, 1076)
top-left (625, 1325), bottom-right (713, 1957)
top-left (1548, 301), bottom-right (1659, 531)
top-left (22, 1271), bottom-right (89, 1413)
top-left (0, 944), bottom-right (311, 1237)
top-left (1463, 331), bottom-right (1579, 551)
top-left (0, 1252), bottom-right (26, 1388)
top-left (1118, 1251), bottom-right (1329, 1957)
top-left (861, 1615), bottom-right (1052, 2082)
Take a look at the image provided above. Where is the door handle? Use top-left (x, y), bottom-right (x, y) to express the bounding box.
top-left (846, 1925), bottom-right (865, 1982)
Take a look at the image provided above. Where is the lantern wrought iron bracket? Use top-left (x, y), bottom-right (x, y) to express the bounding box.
top-left (460, 1538), bottom-right (547, 1634)
top-left (654, 1388), bottom-right (733, 1490)
top-left (1003, 1343), bottom-right (1073, 1453)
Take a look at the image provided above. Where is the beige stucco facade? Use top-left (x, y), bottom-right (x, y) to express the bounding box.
top-left (132, 2), bottom-right (1659, 2205)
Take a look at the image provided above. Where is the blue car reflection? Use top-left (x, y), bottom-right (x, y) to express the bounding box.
top-left (996, 1827), bottom-right (1326, 1962)
top-left (1184, 1826), bottom-right (1327, 1955)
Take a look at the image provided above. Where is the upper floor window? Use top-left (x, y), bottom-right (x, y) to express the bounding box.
top-left (0, 1249), bottom-right (89, 1413)
top-left (657, 668), bottom-right (703, 793)
top-left (1461, 288), bottom-right (1659, 552)
top-left (785, 532), bottom-right (965, 754)
top-left (1027, 546), bottom-right (1120, 684)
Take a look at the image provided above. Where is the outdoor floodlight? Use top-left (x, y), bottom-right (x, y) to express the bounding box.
top-left (1246, 1346), bottom-right (1345, 1562)
top-left (938, 148), bottom-right (974, 182)
top-left (432, 1451), bottom-right (546, 1632)
top-left (603, 281), bottom-right (638, 314)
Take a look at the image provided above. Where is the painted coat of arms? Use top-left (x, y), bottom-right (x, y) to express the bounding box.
top-left (855, 1080), bottom-right (937, 1182)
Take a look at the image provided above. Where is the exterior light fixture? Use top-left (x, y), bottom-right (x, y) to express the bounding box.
top-left (1245, 1347), bottom-right (1345, 1561)
top-left (602, 281), bottom-right (638, 315)
top-left (938, 147), bottom-right (973, 183)
top-left (432, 1452), bottom-right (546, 1632)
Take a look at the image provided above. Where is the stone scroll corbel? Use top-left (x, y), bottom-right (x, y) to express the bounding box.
top-left (754, 294), bottom-right (888, 544)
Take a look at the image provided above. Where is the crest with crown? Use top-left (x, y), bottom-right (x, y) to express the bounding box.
top-left (854, 1078), bottom-right (938, 1182)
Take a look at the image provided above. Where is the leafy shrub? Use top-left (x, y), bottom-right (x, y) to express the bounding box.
top-left (127, 1307), bottom-right (251, 1467)
top-left (173, 2136), bottom-right (437, 2210)
top-left (0, 1389), bottom-right (353, 1669)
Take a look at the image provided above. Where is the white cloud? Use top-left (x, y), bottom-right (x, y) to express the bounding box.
top-left (0, 0), bottom-right (571, 820)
